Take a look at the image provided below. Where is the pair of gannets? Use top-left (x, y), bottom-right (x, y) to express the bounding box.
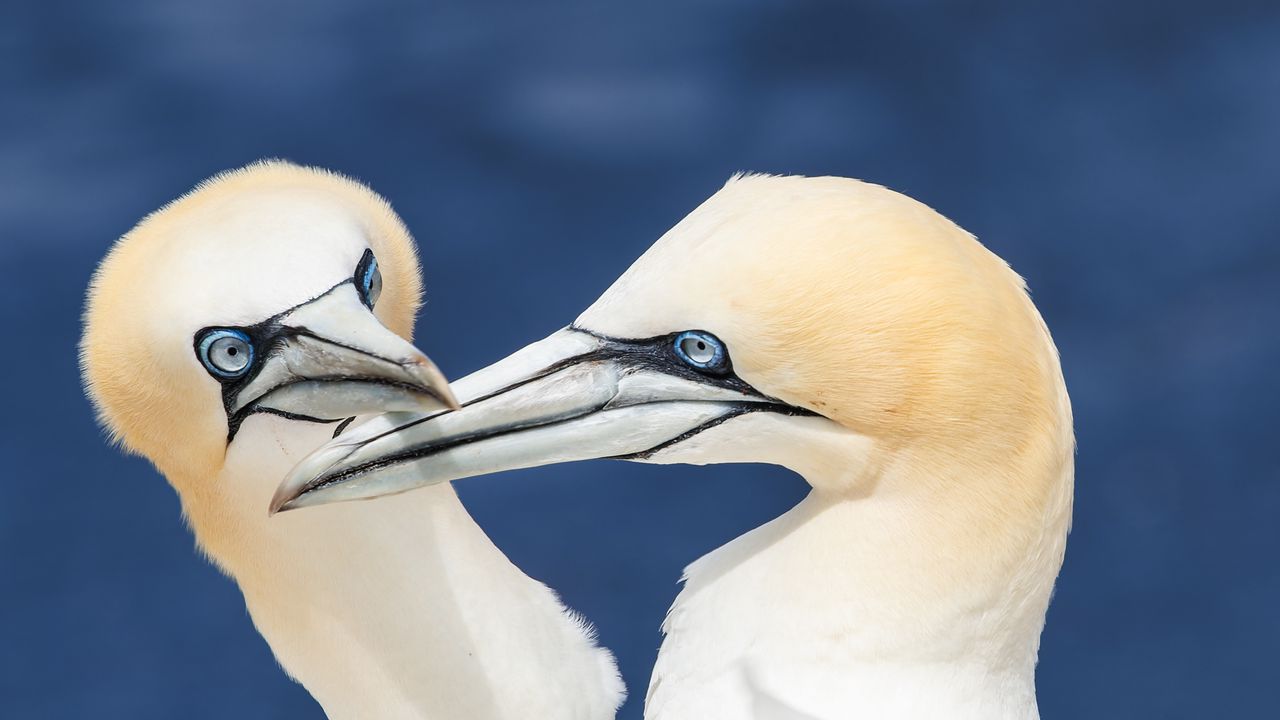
top-left (82, 162), bottom-right (1073, 720)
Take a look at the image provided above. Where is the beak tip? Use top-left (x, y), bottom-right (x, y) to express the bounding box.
top-left (268, 488), bottom-right (301, 516)
top-left (406, 354), bottom-right (460, 411)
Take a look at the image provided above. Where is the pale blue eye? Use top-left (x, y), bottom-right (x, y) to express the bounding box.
top-left (197, 329), bottom-right (254, 379)
top-left (356, 250), bottom-right (382, 309)
top-left (673, 330), bottom-right (728, 373)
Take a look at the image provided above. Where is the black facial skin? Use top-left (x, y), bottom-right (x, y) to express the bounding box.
top-left (565, 327), bottom-right (818, 460)
top-left (192, 250), bottom-right (379, 443)
top-left (193, 280), bottom-right (348, 443)
top-left (300, 327), bottom-right (819, 494)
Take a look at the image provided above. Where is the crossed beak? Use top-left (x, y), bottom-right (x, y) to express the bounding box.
top-left (269, 327), bottom-right (809, 514)
top-left (224, 282), bottom-right (458, 440)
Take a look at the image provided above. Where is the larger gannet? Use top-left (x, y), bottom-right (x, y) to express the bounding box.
top-left (81, 161), bottom-right (623, 720)
top-left (275, 174), bottom-right (1074, 720)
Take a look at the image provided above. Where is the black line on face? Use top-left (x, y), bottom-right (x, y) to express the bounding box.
top-left (611, 402), bottom-right (817, 461)
top-left (250, 407), bottom-right (340, 426)
top-left (332, 416), bottom-right (357, 438)
top-left (224, 375), bottom-right (435, 441)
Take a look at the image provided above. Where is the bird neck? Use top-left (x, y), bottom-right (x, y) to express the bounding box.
top-left (650, 446), bottom-right (1073, 720)
top-left (176, 421), bottom-right (622, 720)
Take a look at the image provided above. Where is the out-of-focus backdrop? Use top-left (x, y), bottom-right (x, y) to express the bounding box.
top-left (2, 1), bottom-right (1277, 718)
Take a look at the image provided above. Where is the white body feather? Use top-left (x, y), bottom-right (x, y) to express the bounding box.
top-left (214, 418), bottom-right (624, 720)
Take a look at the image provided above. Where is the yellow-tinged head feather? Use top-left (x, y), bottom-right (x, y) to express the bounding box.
top-left (580, 174), bottom-right (1073, 550)
top-left (81, 160), bottom-right (423, 485)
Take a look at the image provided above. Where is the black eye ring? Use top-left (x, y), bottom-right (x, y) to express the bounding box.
top-left (197, 328), bottom-right (254, 380)
top-left (355, 249), bottom-right (383, 309)
top-left (673, 330), bottom-right (730, 374)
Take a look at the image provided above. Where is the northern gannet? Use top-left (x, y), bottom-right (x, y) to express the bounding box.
top-left (80, 161), bottom-right (624, 720)
top-left (275, 174), bottom-right (1074, 720)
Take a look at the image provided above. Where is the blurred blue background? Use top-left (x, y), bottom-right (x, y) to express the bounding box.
top-left (2, 1), bottom-right (1278, 717)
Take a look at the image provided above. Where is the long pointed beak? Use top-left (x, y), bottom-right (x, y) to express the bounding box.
top-left (270, 327), bottom-right (808, 513)
top-left (227, 283), bottom-right (458, 438)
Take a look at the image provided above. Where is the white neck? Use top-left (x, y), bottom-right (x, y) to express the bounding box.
top-left (648, 458), bottom-right (1072, 720)
top-left (184, 420), bottom-right (623, 720)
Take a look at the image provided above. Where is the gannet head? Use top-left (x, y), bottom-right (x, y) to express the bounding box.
top-left (81, 160), bottom-right (457, 518)
top-left (274, 174), bottom-right (1072, 531)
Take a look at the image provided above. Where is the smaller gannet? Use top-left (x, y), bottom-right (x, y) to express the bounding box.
top-left (81, 161), bottom-right (623, 720)
top-left (275, 174), bottom-right (1075, 720)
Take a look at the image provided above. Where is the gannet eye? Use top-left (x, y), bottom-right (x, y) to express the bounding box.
top-left (197, 329), bottom-right (254, 379)
top-left (355, 249), bottom-right (383, 309)
top-left (673, 330), bottom-right (729, 374)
